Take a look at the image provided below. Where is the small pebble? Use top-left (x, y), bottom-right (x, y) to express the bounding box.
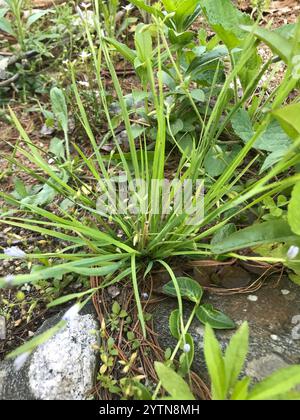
top-left (271, 334), bottom-right (279, 341)
top-left (281, 289), bottom-right (290, 296)
top-left (247, 295), bottom-right (258, 302)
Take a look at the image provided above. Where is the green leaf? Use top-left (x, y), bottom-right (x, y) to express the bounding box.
top-left (13, 177), bottom-right (28, 199)
top-left (224, 322), bottom-right (249, 391)
top-left (190, 88), bottom-right (205, 102)
top-left (211, 223), bottom-right (236, 245)
top-left (289, 274), bottom-right (300, 285)
top-left (288, 182), bottom-right (300, 235)
top-left (272, 103), bottom-right (300, 140)
top-left (232, 109), bottom-right (291, 151)
top-left (187, 45), bottom-right (228, 79)
top-left (169, 29), bottom-right (194, 46)
top-left (163, 277), bottom-right (203, 303)
top-left (112, 301), bottom-right (121, 315)
top-left (26, 10), bottom-right (51, 28)
top-left (260, 150), bottom-right (286, 173)
top-left (133, 381), bottom-right (153, 400)
top-left (0, 16), bottom-right (14, 36)
top-left (238, 46), bottom-right (262, 92)
top-left (47, 289), bottom-right (95, 308)
top-left (0, 259), bottom-right (124, 288)
top-left (204, 145), bottom-right (241, 177)
top-left (230, 377), bottom-right (251, 400)
top-left (20, 182), bottom-right (58, 207)
top-left (200, 0), bottom-right (252, 49)
top-left (241, 25), bottom-right (299, 63)
top-left (0, 8), bottom-right (9, 19)
top-left (168, 0), bottom-right (201, 31)
top-left (247, 366), bottom-right (300, 400)
top-left (49, 138), bottom-right (65, 160)
top-left (50, 87), bottom-right (68, 135)
top-left (155, 362), bottom-right (195, 400)
top-left (255, 120), bottom-right (291, 152)
top-left (274, 24), bottom-right (297, 40)
top-left (169, 119), bottom-right (183, 136)
top-left (20, 184), bottom-right (58, 207)
top-left (104, 37), bottom-right (137, 64)
top-left (196, 304), bottom-right (235, 330)
top-left (204, 324), bottom-right (226, 400)
top-left (211, 220), bottom-right (299, 254)
top-left (130, 0), bottom-right (164, 19)
top-left (169, 309), bottom-right (180, 339)
top-left (231, 108), bottom-right (253, 144)
top-left (135, 23), bottom-right (153, 63)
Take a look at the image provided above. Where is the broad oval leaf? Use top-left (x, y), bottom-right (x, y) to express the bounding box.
top-left (169, 309), bottom-right (180, 339)
top-left (50, 87), bottom-right (68, 134)
top-left (163, 277), bottom-right (203, 303)
top-left (200, 0), bottom-right (252, 49)
top-left (155, 362), bottom-right (195, 400)
top-left (196, 304), bottom-right (236, 329)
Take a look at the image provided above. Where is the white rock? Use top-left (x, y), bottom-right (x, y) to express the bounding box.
top-left (29, 314), bottom-right (99, 400)
top-left (247, 295), bottom-right (258, 302)
top-left (281, 289), bottom-right (290, 296)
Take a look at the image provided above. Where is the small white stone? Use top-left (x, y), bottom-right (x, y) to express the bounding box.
top-left (271, 334), bottom-right (279, 341)
top-left (281, 289), bottom-right (290, 296)
top-left (247, 295), bottom-right (258, 302)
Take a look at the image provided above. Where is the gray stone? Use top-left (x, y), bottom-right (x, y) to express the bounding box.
top-left (154, 276), bottom-right (300, 383)
top-left (0, 358), bottom-right (35, 400)
top-left (0, 308), bottom-right (99, 400)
